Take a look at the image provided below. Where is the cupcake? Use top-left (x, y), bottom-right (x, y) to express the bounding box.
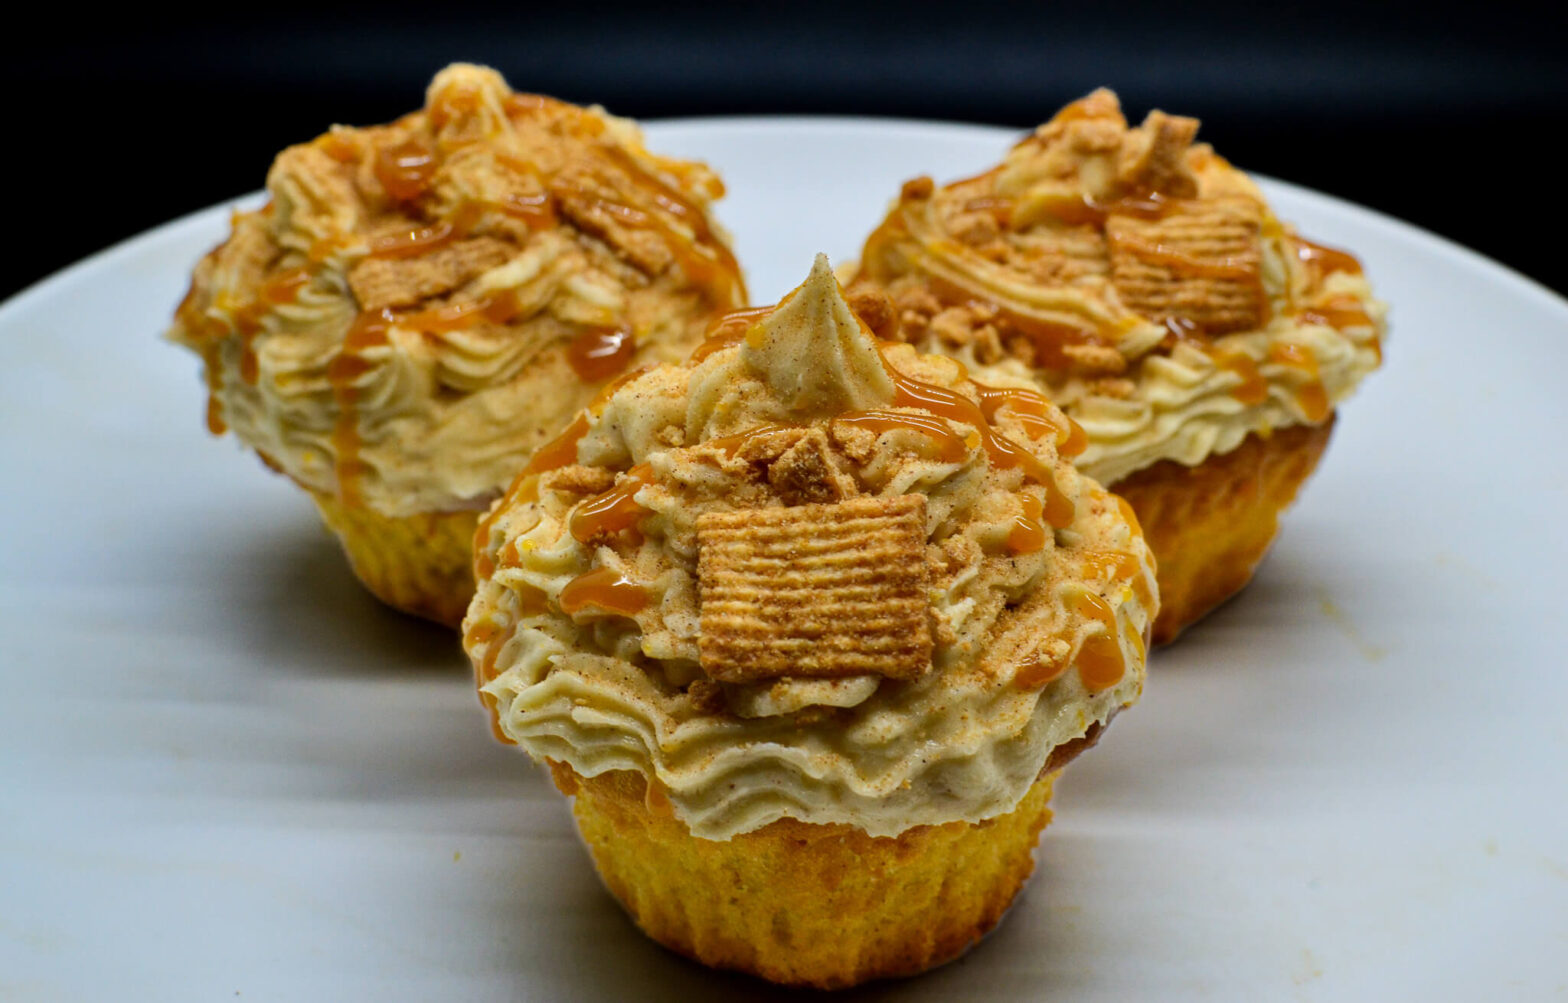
top-left (465, 256), bottom-right (1155, 988)
top-left (167, 63), bottom-right (746, 625)
top-left (851, 89), bottom-right (1384, 642)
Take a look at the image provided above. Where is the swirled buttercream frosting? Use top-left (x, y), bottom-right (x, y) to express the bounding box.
top-left (464, 255), bottom-right (1155, 839)
top-left (853, 88), bottom-right (1384, 485)
top-left (168, 63), bottom-right (746, 516)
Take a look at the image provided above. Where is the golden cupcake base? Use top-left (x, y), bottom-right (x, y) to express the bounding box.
top-left (553, 762), bottom-right (1058, 990)
top-left (309, 491), bottom-right (478, 628)
top-left (1111, 417), bottom-right (1335, 645)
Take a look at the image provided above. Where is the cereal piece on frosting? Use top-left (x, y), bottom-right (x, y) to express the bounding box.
top-left (1106, 196), bottom-right (1266, 334)
top-left (696, 495), bottom-right (932, 683)
top-left (765, 428), bottom-right (857, 505)
top-left (346, 236), bottom-right (514, 311)
top-left (1115, 110), bottom-right (1201, 198)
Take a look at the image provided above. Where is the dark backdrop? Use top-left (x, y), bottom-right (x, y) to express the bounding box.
top-left (8, 0), bottom-right (1565, 299)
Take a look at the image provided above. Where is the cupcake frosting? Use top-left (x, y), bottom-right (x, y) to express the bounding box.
top-left (168, 63), bottom-right (745, 516)
top-left (466, 256), bottom-right (1155, 838)
top-left (855, 88), bottom-right (1384, 485)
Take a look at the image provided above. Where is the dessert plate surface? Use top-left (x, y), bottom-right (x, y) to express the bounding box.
top-left (2, 118), bottom-right (1565, 1001)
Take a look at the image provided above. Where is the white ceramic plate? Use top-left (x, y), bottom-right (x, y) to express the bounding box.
top-left (2, 119), bottom-right (1565, 1001)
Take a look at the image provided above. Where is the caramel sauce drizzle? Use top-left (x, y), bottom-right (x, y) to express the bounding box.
top-left (1163, 315), bottom-right (1202, 343)
top-left (974, 382), bottom-right (1088, 457)
top-left (368, 220), bottom-right (460, 259)
top-left (1300, 297), bottom-right (1381, 364)
top-left (566, 326), bottom-right (637, 382)
top-left (859, 206), bottom-right (1119, 369)
top-left (689, 305), bottom-right (771, 362)
top-left (1113, 495), bottom-right (1144, 538)
top-left (878, 348), bottom-right (1075, 528)
top-left (1072, 591), bottom-right (1126, 692)
top-left (1214, 349), bottom-right (1268, 406)
top-left (468, 617), bottom-right (518, 744)
top-left (1026, 190), bottom-right (1172, 228)
top-left (367, 203), bottom-right (487, 260)
top-left (834, 410), bottom-right (970, 464)
top-left (1295, 237), bottom-right (1363, 277)
top-left (325, 308), bottom-right (395, 504)
top-left (1079, 549), bottom-right (1156, 612)
top-left (705, 422), bottom-right (802, 459)
top-left (225, 268), bottom-right (315, 385)
top-left (474, 467), bottom-right (546, 581)
top-left (497, 191), bottom-right (558, 230)
top-left (1013, 649), bottom-right (1072, 690)
top-left (405, 288), bottom-right (523, 333)
top-left (478, 364), bottom-right (636, 571)
top-left (466, 592), bottom-right (544, 745)
top-left (597, 144), bottom-right (745, 307)
top-left (177, 278), bottom-right (230, 434)
top-left (1007, 493), bottom-right (1048, 555)
top-left (522, 412), bottom-right (592, 478)
top-left (1268, 343), bottom-right (1330, 422)
top-left (569, 463), bottom-right (655, 542)
top-left (1298, 299), bottom-right (1373, 331)
top-left (558, 566), bottom-right (649, 618)
top-left (318, 132), bottom-right (360, 164)
top-left (374, 139), bottom-right (438, 203)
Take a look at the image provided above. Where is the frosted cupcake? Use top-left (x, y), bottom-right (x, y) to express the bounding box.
top-left (167, 63), bottom-right (745, 625)
top-left (851, 89), bottom-right (1384, 642)
top-left (465, 256), bottom-right (1155, 987)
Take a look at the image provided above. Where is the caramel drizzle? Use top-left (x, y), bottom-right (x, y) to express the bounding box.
top-left (974, 382), bottom-right (1087, 457)
top-left (597, 144), bottom-right (745, 307)
top-left (1299, 298), bottom-right (1373, 331)
top-left (404, 288), bottom-right (522, 333)
top-left (1079, 549), bottom-right (1156, 612)
top-left (374, 138), bottom-right (438, 203)
top-left (467, 617), bottom-right (518, 744)
top-left (325, 308), bottom-right (395, 504)
top-left (1013, 648), bottom-right (1072, 690)
top-left (1007, 493), bottom-right (1048, 555)
top-left (569, 463), bottom-right (655, 542)
top-left (1295, 237), bottom-right (1363, 277)
top-left (834, 410), bottom-right (970, 463)
top-left (1014, 553), bottom-right (1148, 692)
top-left (705, 422), bottom-right (803, 459)
top-left (566, 326), bottom-right (637, 382)
top-left (1213, 349), bottom-right (1268, 406)
top-left (688, 305), bottom-right (771, 362)
top-left (558, 566), bottom-right (649, 618)
top-left (1268, 343), bottom-right (1330, 422)
top-left (1072, 591), bottom-right (1126, 693)
top-left (477, 365), bottom-right (651, 575)
top-left (878, 347), bottom-right (1075, 528)
top-left (1301, 297), bottom-right (1381, 363)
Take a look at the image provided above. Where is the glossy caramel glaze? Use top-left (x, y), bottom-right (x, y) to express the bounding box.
top-left (559, 566), bottom-right (649, 618)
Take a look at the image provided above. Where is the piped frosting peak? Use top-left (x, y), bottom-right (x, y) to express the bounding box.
top-left (739, 254), bottom-right (895, 419)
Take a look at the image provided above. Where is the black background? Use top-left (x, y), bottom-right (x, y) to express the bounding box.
top-left (7, 0), bottom-right (1565, 300)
